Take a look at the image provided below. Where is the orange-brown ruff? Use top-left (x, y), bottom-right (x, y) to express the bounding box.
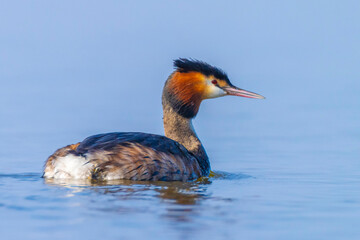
top-left (43, 58), bottom-right (264, 181)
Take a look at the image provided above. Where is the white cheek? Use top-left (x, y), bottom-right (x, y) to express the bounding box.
top-left (206, 84), bottom-right (227, 99)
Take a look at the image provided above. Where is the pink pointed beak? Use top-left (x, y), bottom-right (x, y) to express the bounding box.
top-left (222, 86), bottom-right (265, 99)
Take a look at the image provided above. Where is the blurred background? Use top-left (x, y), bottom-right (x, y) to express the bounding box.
top-left (0, 1), bottom-right (359, 239)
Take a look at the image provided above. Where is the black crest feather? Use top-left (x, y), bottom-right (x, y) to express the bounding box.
top-left (174, 58), bottom-right (229, 82)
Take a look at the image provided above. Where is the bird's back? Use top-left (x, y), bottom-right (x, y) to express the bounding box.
top-left (43, 132), bottom-right (202, 181)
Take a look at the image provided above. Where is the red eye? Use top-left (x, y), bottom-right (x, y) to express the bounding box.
top-left (211, 80), bottom-right (218, 85)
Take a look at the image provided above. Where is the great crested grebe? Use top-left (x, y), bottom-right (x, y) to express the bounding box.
top-left (43, 58), bottom-right (264, 181)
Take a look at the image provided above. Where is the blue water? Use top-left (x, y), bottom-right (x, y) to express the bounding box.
top-left (1, 1), bottom-right (360, 239)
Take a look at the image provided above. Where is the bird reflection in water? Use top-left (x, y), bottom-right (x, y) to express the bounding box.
top-left (43, 172), bottom-right (247, 235)
top-left (44, 176), bottom-right (212, 225)
top-left (44, 176), bottom-right (212, 205)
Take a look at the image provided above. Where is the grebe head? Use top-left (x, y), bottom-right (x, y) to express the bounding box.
top-left (163, 58), bottom-right (265, 118)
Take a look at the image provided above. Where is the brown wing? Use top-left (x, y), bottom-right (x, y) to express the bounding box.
top-left (73, 132), bottom-right (202, 181)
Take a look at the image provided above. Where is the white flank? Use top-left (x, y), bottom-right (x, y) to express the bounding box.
top-left (49, 154), bottom-right (94, 179)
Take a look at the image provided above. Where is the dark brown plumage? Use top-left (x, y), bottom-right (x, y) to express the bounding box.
top-left (44, 133), bottom-right (202, 181)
